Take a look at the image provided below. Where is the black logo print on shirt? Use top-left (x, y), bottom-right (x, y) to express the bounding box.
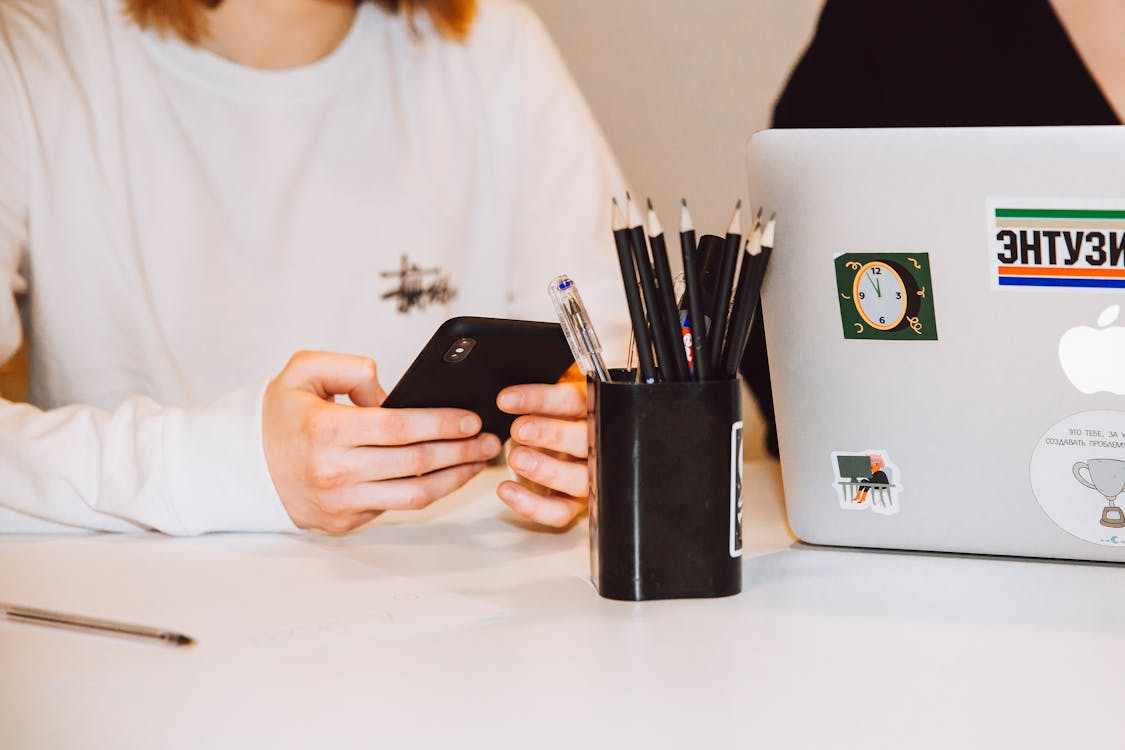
top-left (380, 254), bottom-right (457, 314)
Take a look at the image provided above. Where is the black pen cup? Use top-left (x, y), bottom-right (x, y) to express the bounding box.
top-left (587, 372), bottom-right (743, 601)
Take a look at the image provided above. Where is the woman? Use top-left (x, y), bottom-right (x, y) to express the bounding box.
top-left (0, 0), bottom-right (626, 534)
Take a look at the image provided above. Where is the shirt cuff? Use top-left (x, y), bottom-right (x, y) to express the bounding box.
top-left (162, 379), bottom-right (300, 535)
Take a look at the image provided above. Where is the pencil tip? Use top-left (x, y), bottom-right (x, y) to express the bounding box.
top-left (646, 202), bottom-right (663, 236)
top-left (761, 215), bottom-right (777, 248)
top-left (611, 197), bottom-right (618, 206)
top-left (727, 201), bottom-right (742, 234)
top-left (681, 197), bottom-right (687, 207)
top-left (611, 197), bottom-right (625, 230)
top-left (625, 190), bottom-right (632, 201)
top-left (646, 197), bottom-right (654, 211)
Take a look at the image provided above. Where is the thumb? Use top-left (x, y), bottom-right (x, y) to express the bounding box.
top-left (279, 351), bottom-right (386, 406)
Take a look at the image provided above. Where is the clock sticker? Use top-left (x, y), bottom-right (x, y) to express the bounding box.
top-left (835, 253), bottom-right (938, 341)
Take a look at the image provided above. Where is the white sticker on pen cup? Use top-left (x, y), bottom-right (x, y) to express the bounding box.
top-left (730, 421), bottom-right (744, 558)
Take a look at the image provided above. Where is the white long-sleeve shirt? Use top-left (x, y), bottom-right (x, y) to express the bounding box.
top-left (0, 0), bottom-right (627, 534)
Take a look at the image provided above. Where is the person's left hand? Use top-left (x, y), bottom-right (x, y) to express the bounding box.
top-left (496, 379), bottom-right (588, 527)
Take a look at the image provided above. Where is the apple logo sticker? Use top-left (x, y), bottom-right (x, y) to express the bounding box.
top-left (1059, 304), bottom-right (1125, 395)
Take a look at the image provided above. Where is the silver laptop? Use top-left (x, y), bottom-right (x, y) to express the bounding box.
top-left (748, 126), bottom-right (1125, 563)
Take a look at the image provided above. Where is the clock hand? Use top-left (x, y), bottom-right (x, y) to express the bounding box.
top-left (866, 272), bottom-right (881, 297)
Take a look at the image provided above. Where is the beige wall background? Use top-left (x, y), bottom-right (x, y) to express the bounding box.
top-left (525, 0), bottom-right (823, 454)
top-left (525, 0), bottom-right (823, 232)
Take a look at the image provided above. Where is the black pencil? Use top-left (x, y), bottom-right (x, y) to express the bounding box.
top-left (720, 218), bottom-right (764, 377)
top-left (646, 198), bottom-right (690, 382)
top-left (678, 199), bottom-right (709, 380)
top-left (611, 198), bottom-right (657, 383)
top-left (722, 214), bottom-right (776, 378)
top-left (707, 201), bottom-right (743, 372)
top-left (626, 195), bottom-right (676, 381)
top-left (751, 215), bottom-right (776, 322)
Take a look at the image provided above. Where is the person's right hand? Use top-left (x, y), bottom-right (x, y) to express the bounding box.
top-left (262, 351), bottom-right (501, 534)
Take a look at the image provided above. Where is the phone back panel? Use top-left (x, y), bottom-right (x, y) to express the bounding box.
top-left (383, 317), bottom-right (574, 442)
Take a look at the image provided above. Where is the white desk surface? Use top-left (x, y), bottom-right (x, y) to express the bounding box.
top-left (1, 460), bottom-right (1121, 749)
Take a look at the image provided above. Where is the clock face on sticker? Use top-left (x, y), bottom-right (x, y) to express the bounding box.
top-left (852, 261), bottom-right (908, 330)
top-left (833, 252), bottom-right (939, 341)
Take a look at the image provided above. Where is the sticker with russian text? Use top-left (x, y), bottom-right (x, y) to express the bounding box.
top-left (988, 198), bottom-right (1125, 291)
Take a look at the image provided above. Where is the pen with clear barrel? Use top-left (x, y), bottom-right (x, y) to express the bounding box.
top-left (548, 275), bottom-right (611, 382)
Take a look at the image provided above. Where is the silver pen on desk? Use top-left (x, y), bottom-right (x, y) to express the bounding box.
top-left (548, 275), bottom-right (611, 381)
top-left (1, 602), bottom-right (196, 647)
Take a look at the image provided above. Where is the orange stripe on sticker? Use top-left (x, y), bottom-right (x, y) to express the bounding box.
top-left (997, 266), bottom-right (1125, 278)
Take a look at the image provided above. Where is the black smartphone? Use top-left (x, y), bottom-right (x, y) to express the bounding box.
top-left (382, 317), bottom-right (575, 442)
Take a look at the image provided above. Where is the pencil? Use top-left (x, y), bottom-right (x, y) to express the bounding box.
top-left (646, 198), bottom-right (690, 382)
top-left (611, 198), bottom-right (657, 383)
top-left (678, 199), bottom-right (710, 380)
top-left (707, 200), bottom-right (743, 371)
top-left (722, 214), bottom-right (776, 378)
top-left (720, 217), bottom-right (765, 377)
top-left (626, 194), bottom-right (676, 381)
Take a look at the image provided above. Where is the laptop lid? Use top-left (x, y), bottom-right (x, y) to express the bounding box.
top-left (747, 125), bottom-right (1125, 562)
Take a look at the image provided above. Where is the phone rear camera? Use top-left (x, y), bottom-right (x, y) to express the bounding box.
top-left (443, 337), bottom-right (476, 363)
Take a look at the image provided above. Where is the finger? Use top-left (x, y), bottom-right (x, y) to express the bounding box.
top-left (507, 446), bottom-right (588, 498)
top-left (344, 434), bottom-right (502, 481)
top-left (280, 351), bottom-right (385, 406)
top-left (328, 404), bottom-right (482, 447)
top-left (497, 382), bottom-right (586, 418)
top-left (313, 510), bottom-right (384, 536)
top-left (497, 480), bottom-right (586, 528)
top-left (336, 462), bottom-right (487, 512)
top-left (510, 416), bottom-right (587, 458)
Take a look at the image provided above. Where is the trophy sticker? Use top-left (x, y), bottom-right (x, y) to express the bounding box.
top-left (1030, 411), bottom-right (1125, 546)
top-left (830, 449), bottom-right (902, 516)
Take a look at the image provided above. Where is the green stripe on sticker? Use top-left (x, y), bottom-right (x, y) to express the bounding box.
top-left (995, 208), bottom-right (1125, 219)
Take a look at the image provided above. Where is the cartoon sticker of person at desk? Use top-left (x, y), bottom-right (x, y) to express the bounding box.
top-left (854, 454), bottom-right (890, 504)
top-left (831, 450), bottom-right (902, 516)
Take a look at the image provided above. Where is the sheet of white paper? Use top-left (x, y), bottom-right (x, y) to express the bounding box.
top-left (0, 534), bottom-right (508, 653)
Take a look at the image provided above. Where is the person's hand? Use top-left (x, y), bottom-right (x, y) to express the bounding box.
top-left (495, 378), bottom-right (588, 528)
top-left (263, 351), bottom-right (502, 534)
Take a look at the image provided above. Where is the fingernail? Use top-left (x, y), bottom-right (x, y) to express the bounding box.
top-left (461, 415), bottom-right (480, 435)
top-left (498, 482), bottom-right (527, 508)
top-left (498, 392), bottom-right (522, 411)
top-left (516, 421), bottom-right (538, 442)
top-left (481, 434), bottom-right (501, 456)
top-left (509, 448), bottom-right (535, 472)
